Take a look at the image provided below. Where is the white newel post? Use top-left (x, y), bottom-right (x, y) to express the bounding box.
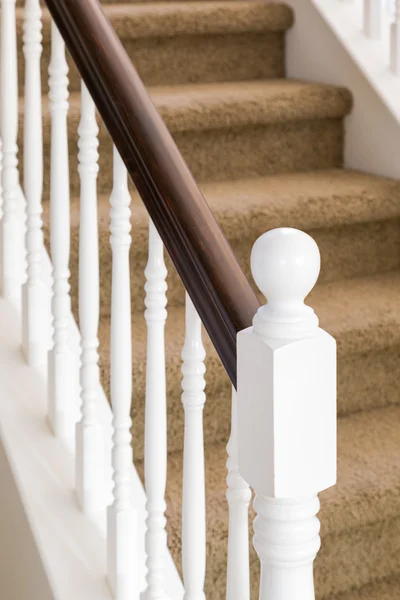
top-left (391, 2), bottom-right (400, 74)
top-left (143, 220), bottom-right (169, 600)
top-left (107, 147), bottom-right (138, 600)
top-left (237, 228), bottom-right (337, 600)
top-left (1, 0), bottom-right (25, 309)
top-left (226, 387), bottom-right (251, 600)
top-left (364, 0), bottom-right (383, 39)
top-left (48, 22), bottom-right (76, 445)
top-left (181, 293), bottom-right (206, 600)
top-left (75, 82), bottom-right (104, 515)
top-left (22, 0), bottom-right (47, 367)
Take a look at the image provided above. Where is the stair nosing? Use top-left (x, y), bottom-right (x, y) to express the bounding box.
top-left (32, 80), bottom-right (352, 138)
top-left (16, 1), bottom-right (293, 41)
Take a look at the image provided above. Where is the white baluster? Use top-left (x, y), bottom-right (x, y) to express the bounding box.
top-left (237, 228), bottom-right (337, 600)
top-left (181, 293), bottom-right (206, 600)
top-left (107, 147), bottom-right (138, 600)
top-left (385, 0), bottom-right (394, 17)
top-left (1, 0), bottom-right (24, 310)
top-left (143, 220), bottom-right (169, 600)
top-left (226, 387), bottom-right (251, 600)
top-left (364, 0), bottom-right (384, 38)
top-left (21, 0), bottom-right (47, 367)
top-left (47, 22), bottom-right (77, 445)
top-left (75, 82), bottom-right (104, 515)
top-left (0, 137), bottom-right (3, 249)
top-left (391, 1), bottom-right (400, 73)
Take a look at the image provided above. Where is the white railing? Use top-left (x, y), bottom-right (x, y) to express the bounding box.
top-left (1, 0), bottom-right (25, 311)
top-left (47, 19), bottom-right (76, 445)
top-left (107, 146), bottom-right (137, 600)
top-left (22, 0), bottom-right (47, 368)
top-left (312, 0), bottom-right (400, 108)
top-left (0, 3), bottom-right (337, 600)
top-left (334, 0), bottom-right (400, 66)
top-left (143, 218), bottom-right (169, 600)
top-left (325, 0), bottom-right (400, 73)
top-left (75, 80), bottom-right (104, 516)
top-left (362, 0), bottom-right (400, 71)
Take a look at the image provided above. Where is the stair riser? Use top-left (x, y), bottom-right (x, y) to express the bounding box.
top-left (317, 518), bottom-right (400, 599)
top-left (46, 216), bottom-right (400, 318)
top-left (137, 454), bottom-right (400, 600)
top-left (19, 114), bottom-right (344, 199)
top-left (337, 345), bottom-right (400, 416)
top-left (171, 119), bottom-right (344, 182)
top-left (95, 330), bottom-right (400, 461)
top-left (224, 516), bottom-right (400, 600)
top-left (16, 31), bottom-right (285, 95)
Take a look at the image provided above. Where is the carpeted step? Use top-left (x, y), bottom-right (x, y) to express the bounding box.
top-left (23, 80), bottom-right (351, 198)
top-left (17, 0), bottom-right (229, 5)
top-left (93, 270), bottom-right (400, 460)
top-left (41, 169), bottom-right (400, 316)
top-left (329, 577), bottom-right (400, 600)
top-left (133, 405), bottom-right (400, 600)
top-left (15, 2), bottom-right (292, 94)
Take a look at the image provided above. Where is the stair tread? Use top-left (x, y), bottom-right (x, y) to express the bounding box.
top-left (96, 270), bottom-right (400, 366)
top-left (146, 404), bottom-right (400, 540)
top-left (48, 168), bottom-right (400, 232)
top-left (44, 167), bottom-right (400, 333)
top-left (17, 0), bottom-right (228, 4)
top-left (93, 268), bottom-right (400, 483)
top-left (134, 404), bottom-right (400, 598)
top-left (197, 168), bottom-right (400, 230)
top-left (17, 1), bottom-right (293, 40)
top-left (311, 270), bottom-right (400, 355)
top-left (146, 78), bottom-right (353, 131)
top-left (330, 576), bottom-right (400, 599)
top-left (34, 79), bottom-right (352, 135)
top-left (322, 405), bottom-right (400, 537)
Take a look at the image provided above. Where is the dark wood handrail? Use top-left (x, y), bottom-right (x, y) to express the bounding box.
top-left (44, 0), bottom-right (261, 387)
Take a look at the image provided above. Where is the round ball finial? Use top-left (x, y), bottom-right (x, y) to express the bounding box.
top-left (250, 228), bottom-right (321, 338)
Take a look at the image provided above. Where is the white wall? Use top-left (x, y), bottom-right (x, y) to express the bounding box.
top-left (0, 442), bottom-right (54, 600)
top-left (284, 0), bottom-right (400, 179)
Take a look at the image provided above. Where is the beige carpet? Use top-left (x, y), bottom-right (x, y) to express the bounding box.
top-left (27, 1), bottom-right (400, 597)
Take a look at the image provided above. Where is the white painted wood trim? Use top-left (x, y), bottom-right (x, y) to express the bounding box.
top-left (143, 219), bottom-right (169, 600)
top-left (1, 0), bottom-right (25, 311)
top-left (0, 230), bottom-right (183, 600)
top-left (47, 21), bottom-right (78, 450)
top-left (107, 147), bottom-right (138, 600)
top-left (363, 0), bottom-right (384, 39)
top-left (21, 0), bottom-right (48, 369)
top-left (181, 293), bottom-right (206, 600)
top-left (75, 82), bottom-right (104, 517)
top-left (237, 228), bottom-right (337, 600)
top-left (226, 388), bottom-right (251, 600)
top-left (284, 0), bottom-right (400, 179)
top-left (253, 495), bottom-right (321, 600)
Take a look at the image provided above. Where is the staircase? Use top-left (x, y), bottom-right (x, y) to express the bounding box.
top-left (14, 0), bottom-right (400, 598)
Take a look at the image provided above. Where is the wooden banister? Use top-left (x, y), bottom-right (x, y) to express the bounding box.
top-left (43, 0), bottom-right (261, 387)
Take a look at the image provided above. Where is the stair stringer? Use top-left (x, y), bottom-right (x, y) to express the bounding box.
top-left (284, 0), bottom-right (400, 179)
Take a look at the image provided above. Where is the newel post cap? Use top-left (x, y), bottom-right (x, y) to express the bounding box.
top-left (251, 228), bottom-right (321, 339)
